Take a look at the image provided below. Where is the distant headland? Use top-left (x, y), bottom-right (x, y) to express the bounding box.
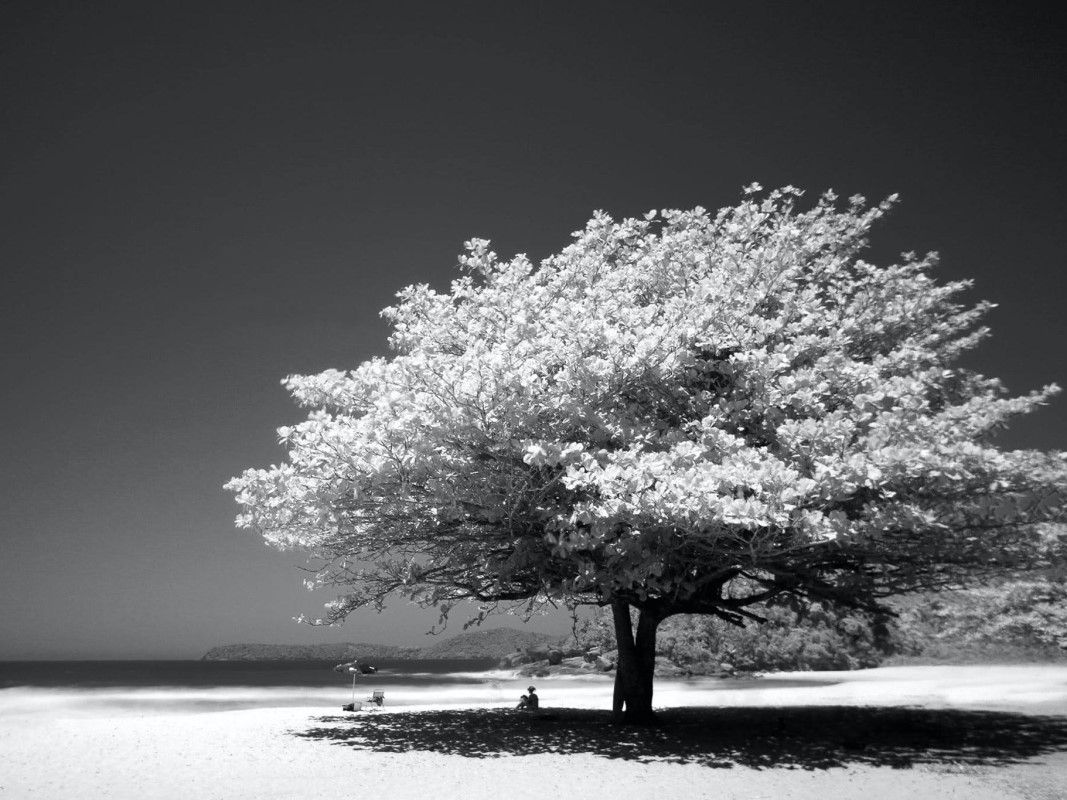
top-left (201, 627), bottom-right (566, 661)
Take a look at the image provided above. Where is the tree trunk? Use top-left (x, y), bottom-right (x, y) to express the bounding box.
top-left (611, 599), bottom-right (662, 724)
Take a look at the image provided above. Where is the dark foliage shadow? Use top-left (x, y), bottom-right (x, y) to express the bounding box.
top-left (293, 706), bottom-right (1067, 770)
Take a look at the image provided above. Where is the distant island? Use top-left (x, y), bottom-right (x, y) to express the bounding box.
top-left (202, 627), bottom-right (566, 661)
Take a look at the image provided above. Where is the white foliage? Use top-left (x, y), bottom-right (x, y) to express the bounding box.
top-left (226, 187), bottom-right (1066, 623)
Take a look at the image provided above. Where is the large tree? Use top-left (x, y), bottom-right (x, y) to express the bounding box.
top-left (227, 186), bottom-right (1066, 722)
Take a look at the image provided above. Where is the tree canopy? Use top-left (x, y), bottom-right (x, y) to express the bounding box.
top-left (227, 185), bottom-right (1066, 720)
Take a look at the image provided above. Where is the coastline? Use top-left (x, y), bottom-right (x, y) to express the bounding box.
top-left (3, 665), bottom-right (1066, 799)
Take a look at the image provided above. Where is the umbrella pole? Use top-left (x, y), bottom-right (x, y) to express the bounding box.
top-left (351, 672), bottom-right (356, 704)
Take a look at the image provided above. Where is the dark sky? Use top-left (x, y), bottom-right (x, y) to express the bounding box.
top-left (2, 2), bottom-right (1065, 659)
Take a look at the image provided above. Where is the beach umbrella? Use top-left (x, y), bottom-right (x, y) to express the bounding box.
top-left (333, 660), bottom-right (379, 710)
top-left (333, 660), bottom-right (378, 708)
top-left (333, 661), bottom-right (362, 705)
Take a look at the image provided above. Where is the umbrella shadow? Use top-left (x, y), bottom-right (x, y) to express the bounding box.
top-left (294, 705), bottom-right (1067, 770)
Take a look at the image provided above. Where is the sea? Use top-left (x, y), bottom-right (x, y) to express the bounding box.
top-left (0, 658), bottom-right (531, 717)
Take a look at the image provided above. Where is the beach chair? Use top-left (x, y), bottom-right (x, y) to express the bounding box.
top-left (366, 690), bottom-right (385, 707)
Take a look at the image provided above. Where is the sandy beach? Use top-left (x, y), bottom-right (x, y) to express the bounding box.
top-left (3, 665), bottom-right (1066, 800)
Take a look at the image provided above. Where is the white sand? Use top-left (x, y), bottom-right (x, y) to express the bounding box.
top-left (2, 665), bottom-right (1066, 800)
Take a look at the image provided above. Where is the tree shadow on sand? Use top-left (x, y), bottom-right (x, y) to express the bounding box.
top-left (294, 706), bottom-right (1067, 770)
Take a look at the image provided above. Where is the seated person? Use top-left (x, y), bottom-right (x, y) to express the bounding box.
top-left (516, 686), bottom-right (539, 710)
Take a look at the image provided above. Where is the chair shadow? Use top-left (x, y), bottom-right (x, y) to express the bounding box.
top-left (293, 705), bottom-right (1067, 770)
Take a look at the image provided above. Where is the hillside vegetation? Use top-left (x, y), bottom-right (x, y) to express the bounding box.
top-left (418, 627), bottom-right (563, 658)
top-left (201, 627), bottom-right (563, 661)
